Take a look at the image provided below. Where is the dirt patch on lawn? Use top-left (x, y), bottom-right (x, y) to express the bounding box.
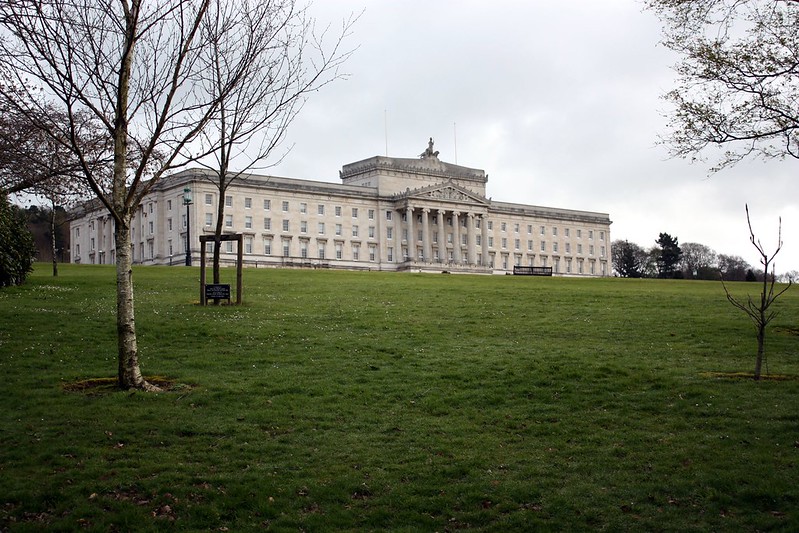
top-left (62, 376), bottom-right (194, 395)
top-left (701, 371), bottom-right (799, 382)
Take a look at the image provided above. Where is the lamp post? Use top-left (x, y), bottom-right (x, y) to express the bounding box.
top-left (183, 186), bottom-right (193, 266)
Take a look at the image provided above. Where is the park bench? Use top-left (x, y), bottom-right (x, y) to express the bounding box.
top-left (513, 265), bottom-right (553, 276)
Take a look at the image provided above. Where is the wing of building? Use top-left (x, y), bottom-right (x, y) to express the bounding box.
top-left (69, 140), bottom-right (612, 276)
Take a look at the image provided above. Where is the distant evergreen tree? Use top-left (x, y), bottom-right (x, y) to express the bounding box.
top-left (655, 233), bottom-right (682, 278)
top-left (0, 194), bottom-right (36, 287)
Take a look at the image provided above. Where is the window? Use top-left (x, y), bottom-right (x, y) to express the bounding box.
top-left (352, 244), bottom-right (360, 260)
top-left (282, 239), bottom-right (290, 257)
top-left (487, 221), bottom-right (493, 230)
top-left (553, 227), bottom-right (558, 236)
top-left (335, 206), bottom-right (342, 217)
top-left (244, 197), bottom-right (252, 209)
top-left (245, 216), bottom-right (252, 229)
top-left (264, 199), bottom-right (271, 210)
top-left (182, 214), bottom-right (187, 228)
top-left (386, 211), bottom-right (392, 221)
top-left (282, 201), bottom-right (289, 212)
top-left (501, 222), bottom-right (506, 232)
top-left (600, 246), bottom-right (606, 257)
top-left (245, 237), bottom-right (253, 254)
top-left (553, 242), bottom-right (559, 253)
top-left (167, 199), bottom-right (172, 210)
top-left (514, 238), bottom-right (520, 250)
top-left (565, 228), bottom-right (570, 237)
top-left (540, 226), bottom-right (545, 235)
top-left (300, 202), bottom-right (307, 214)
top-left (90, 237), bottom-right (95, 250)
top-left (168, 240), bottom-right (173, 256)
top-left (589, 245), bottom-right (595, 256)
top-left (462, 234), bottom-right (467, 246)
top-left (318, 222), bottom-right (325, 235)
top-left (433, 231), bottom-right (438, 244)
top-left (300, 240), bottom-right (308, 258)
top-left (264, 218), bottom-right (272, 230)
top-left (335, 242), bottom-right (343, 259)
top-left (264, 238), bottom-right (272, 255)
top-left (225, 241), bottom-right (233, 253)
top-left (540, 241), bottom-right (546, 252)
top-left (352, 207), bottom-right (358, 218)
top-left (501, 237), bottom-right (507, 249)
top-left (527, 224), bottom-right (533, 234)
top-left (386, 227), bottom-right (393, 239)
top-left (282, 219), bottom-right (290, 232)
top-left (335, 224), bottom-right (342, 236)
top-left (168, 218), bottom-right (173, 231)
top-left (600, 231), bottom-right (605, 241)
top-left (352, 225), bottom-right (359, 237)
top-left (565, 243), bottom-right (571, 253)
top-left (387, 247), bottom-right (393, 262)
top-left (589, 230), bottom-right (594, 240)
top-left (416, 229), bottom-right (422, 242)
top-left (368, 245), bottom-right (376, 262)
top-left (318, 204), bottom-right (325, 215)
top-left (318, 244), bottom-right (325, 260)
top-left (368, 209), bottom-right (375, 220)
top-left (488, 236), bottom-right (494, 247)
top-left (225, 195), bottom-right (233, 207)
top-left (577, 229), bottom-right (582, 238)
top-left (205, 194), bottom-right (213, 205)
top-left (225, 215), bottom-right (233, 227)
top-left (300, 221), bottom-right (308, 234)
top-left (476, 235), bottom-right (481, 246)
top-left (527, 240), bottom-right (533, 251)
top-left (514, 223), bottom-right (520, 233)
top-left (577, 244), bottom-right (583, 254)
top-left (371, 226), bottom-right (377, 239)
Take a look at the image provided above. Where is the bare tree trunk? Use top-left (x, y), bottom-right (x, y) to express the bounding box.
top-left (754, 327), bottom-right (765, 380)
top-left (114, 218), bottom-right (140, 387)
top-left (213, 189), bottom-right (224, 284)
top-left (50, 199), bottom-right (58, 277)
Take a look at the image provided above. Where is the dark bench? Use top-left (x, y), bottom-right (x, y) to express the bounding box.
top-left (513, 266), bottom-right (553, 276)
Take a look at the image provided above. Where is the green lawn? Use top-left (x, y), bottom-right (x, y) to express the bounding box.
top-left (1, 264), bottom-right (797, 531)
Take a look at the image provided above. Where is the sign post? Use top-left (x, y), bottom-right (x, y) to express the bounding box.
top-left (199, 234), bottom-right (243, 305)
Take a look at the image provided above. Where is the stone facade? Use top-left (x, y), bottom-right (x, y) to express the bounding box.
top-left (69, 141), bottom-right (612, 276)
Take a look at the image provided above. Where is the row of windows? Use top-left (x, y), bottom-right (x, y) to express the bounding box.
top-left (209, 193), bottom-right (376, 219)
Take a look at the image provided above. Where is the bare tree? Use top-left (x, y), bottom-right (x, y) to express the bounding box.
top-left (646, 0), bottom-right (799, 171)
top-left (679, 242), bottom-right (717, 279)
top-left (721, 205), bottom-right (792, 380)
top-left (192, 0), bottom-right (356, 286)
top-left (0, 0), bottom-right (295, 390)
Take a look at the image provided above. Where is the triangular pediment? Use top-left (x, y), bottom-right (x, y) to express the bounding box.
top-left (402, 181), bottom-right (490, 206)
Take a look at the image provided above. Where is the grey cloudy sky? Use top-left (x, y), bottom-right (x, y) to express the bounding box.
top-left (269, 0), bottom-right (798, 273)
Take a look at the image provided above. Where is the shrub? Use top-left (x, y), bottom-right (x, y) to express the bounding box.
top-left (0, 193), bottom-right (36, 287)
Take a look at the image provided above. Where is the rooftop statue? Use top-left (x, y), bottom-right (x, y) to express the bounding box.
top-left (420, 137), bottom-right (439, 159)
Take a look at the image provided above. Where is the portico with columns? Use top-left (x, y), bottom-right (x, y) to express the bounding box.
top-left (390, 182), bottom-right (493, 272)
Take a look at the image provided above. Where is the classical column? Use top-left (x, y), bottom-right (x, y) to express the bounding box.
top-left (481, 213), bottom-right (489, 267)
top-left (406, 205), bottom-right (414, 261)
top-left (467, 213), bottom-right (476, 265)
top-left (436, 209), bottom-right (445, 263)
top-left (452, 211), bottom-right (461, 264)
top-left (421, 208), bottom-right (431, 262)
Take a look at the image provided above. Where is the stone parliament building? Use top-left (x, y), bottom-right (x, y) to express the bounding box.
top-left (70, 140), bottom-right (612, 276)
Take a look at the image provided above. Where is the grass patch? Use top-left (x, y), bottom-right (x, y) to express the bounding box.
top-left (0, 264), bottom-right (797, 531)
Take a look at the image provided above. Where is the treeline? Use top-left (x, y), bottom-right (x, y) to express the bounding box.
top-left (611, 234), bottom-right (796, 282)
